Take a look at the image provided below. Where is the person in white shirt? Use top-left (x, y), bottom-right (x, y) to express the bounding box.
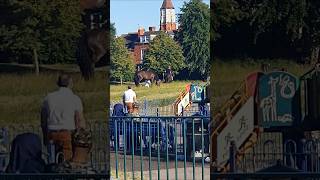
top-left (41, 74), bottom-right (85, 161)
top-left (122, 86), bottom-right (137, 114)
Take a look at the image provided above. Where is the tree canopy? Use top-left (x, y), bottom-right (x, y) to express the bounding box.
top-left (0, 0), bottom-right (83, 65)
top-left (176, 0), bottom-right (210, 78)
top-left (212, 0), bottom-right (320, 63)
top-left (110, 36), bottom-right (135, 82)
top-left (144, 32), bottom-right (185, 75)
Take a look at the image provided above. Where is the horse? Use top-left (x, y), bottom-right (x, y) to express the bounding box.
top-left (77, 0), bottom-right (108, 80)
top-left (77, 29), bottom-right (107, 80)
top-left (134, 70), bottom-right (161, 86)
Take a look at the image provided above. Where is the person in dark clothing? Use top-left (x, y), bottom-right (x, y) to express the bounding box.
top-left (165, 66), bottom-right (174, 83)
top-left (6, 133), bottom-right (46, 173)
top-left (112, 103), bottom-right (125, 116)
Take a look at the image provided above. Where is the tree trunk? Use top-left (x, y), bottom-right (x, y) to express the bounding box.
top-left (120, 77), bottom-right (123, 85)
top-left (33, 48), bottom-right (39, 75)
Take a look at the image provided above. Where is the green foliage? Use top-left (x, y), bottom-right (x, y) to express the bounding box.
top-left (144, 32), bottom-right (185, 75)
top-left (110, 23), bottom-right (116, 38)
top-left (214, 0), bottom-right (320, 63)
top-left (0, 0), bottom-right (83, 64)
top-left (211, 0), bottom-right (244, 41)
top-left (110, 37), bottom-right (135, 82)
top-left (176, 0), bottom-right (210, 77)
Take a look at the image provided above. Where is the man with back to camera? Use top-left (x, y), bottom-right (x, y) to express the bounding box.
top-left (122, 86), bottom-right (137, 114)
top-left (41, 74), bottom-right (85, 161)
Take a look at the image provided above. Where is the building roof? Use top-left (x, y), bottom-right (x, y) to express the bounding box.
top-left (121, 30), bottom-right (176, 49)
top-left (121, 33), bottom-right (139, 50)
top-left (161, 0), bottom-right (174, 9)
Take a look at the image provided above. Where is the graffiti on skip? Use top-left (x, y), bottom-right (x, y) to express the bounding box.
top-left (217, 97), bottom-right (254, 165)
top-left (258, 72), bottom-right (300, 127)
top-left (190, 84), bottom-right (205, 102)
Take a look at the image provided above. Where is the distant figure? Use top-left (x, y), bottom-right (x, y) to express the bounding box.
top-left (41, 74), bottom-right (85, 161)
top-left (6, 133), bottom-right (46, 173)
top-left (165, 66), bottom-right (174, 83)
top-left (123, 86), bottom-right (137, 114)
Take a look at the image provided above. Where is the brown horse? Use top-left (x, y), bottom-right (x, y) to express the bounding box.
top-left (77, 0), bottom-right (108, 80)
top-left (77, 29), bottom-right (107, 80)
top-left (134, 70), bottom-right (161, 86)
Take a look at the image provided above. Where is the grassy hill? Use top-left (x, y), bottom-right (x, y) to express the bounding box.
top-left (110, 81), bottom-right (200, 107)
top-left (0, 64), bottom-right (108, 124)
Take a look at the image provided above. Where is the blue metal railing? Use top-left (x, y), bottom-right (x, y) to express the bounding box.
top-left (110, 115), bottom-right (210, 180)
top-left (0, 121), bottom-right (109, 174)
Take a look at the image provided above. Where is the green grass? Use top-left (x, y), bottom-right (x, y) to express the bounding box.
top-left (0, 70), bottom-right (108, 125)
top-left (211, 59), bottom-right (313, 112)
top-left (110, 81), bottom-right (198, 107)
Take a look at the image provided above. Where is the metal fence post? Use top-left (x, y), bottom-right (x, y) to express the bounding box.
top-left (229, 140), bottom-right (237, 173)
top-left (0, 128), bottom-right (8, 172)
top-left (157, 108), bottom-right (159, 117)
top-left (301, 138), bottom-right (307, 171)
top-left (144, 99), bottom-right (147, 116)
top-left (48, 140), bottom-right (55, 164)
top-left (182, 106), bottom-right (184, 116)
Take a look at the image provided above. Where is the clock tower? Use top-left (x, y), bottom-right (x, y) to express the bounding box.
top-left (160, 0), bottom-right (176, 31)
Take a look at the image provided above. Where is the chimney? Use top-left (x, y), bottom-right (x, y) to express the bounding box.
top-left (149, 26), bottom-right (156, 32)
top-left (138, 27), bottom-right (145, 36)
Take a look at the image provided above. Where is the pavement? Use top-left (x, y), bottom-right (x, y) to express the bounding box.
top-left (110, 152), bottom-right (210, 180)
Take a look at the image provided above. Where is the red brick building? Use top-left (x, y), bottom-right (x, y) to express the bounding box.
top-left (122, 0), bottom-right (177, 70)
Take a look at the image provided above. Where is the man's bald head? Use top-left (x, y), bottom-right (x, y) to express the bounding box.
top-left (57, 74), bottom-right (73, 88)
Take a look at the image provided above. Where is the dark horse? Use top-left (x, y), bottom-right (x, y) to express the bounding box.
top-left (77, 0), bottom-right (108, 80)
top-left (77, 29), bottom-right (107, 80)
top-left (134, 70), bottom-right (161, 86)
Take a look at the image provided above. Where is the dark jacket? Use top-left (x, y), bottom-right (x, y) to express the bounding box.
top-left (6, 133), bottom-right (46, 173)
top-left (112, 103), bottom-right (125, 116)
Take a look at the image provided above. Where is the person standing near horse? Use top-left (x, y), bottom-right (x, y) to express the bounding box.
top-left (165, 66), bottom-right (174, 83)
top-left (122, 86), bottom-right (137, 114)
top-left (41, 74), bottom-right (85, 161)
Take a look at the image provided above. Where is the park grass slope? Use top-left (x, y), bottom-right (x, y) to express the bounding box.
top-left (0, 71), bottom-right (108, 125)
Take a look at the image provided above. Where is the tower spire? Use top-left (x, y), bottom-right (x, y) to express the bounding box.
top-left (161, 0), bottom-right (174, 9)
top-left (160, 0), bottom-right (176, 31)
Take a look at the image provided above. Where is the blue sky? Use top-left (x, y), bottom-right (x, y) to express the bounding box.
top-left (111, 0), bottom-right (210, 36)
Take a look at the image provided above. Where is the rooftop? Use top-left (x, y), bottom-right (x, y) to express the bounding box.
top-left (161, 0), bottom-right (174, 9)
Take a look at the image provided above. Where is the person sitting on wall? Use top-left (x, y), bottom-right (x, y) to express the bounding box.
top-left (6, 133), bottom-right (46, 173)
top-left (112, 103), bottom-right (125, 116)
top-left (41, 74), bottom-right (86, 162)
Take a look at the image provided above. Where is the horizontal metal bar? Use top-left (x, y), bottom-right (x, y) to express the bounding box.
top-left (110, 116), bottom-right (209, 118)
top-left (211, 172), bottom-right (320, 178)
top-left (0, 173), bottom-right (110, 178)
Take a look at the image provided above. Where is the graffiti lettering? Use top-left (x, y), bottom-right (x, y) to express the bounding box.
top-left (279, 74), bottom-right (295, 99)
top-left (259, 72), bottom-right (298, 126)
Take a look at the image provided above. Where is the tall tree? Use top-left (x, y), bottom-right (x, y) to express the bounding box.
top-left (0, 0), bottom-right (83, 74)
top-left (110, 37), bottom-right (135, 83)
top-left (176, 0), bottom-right (210, 78)
top-left (144, 32), bottom-right (185, 75)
